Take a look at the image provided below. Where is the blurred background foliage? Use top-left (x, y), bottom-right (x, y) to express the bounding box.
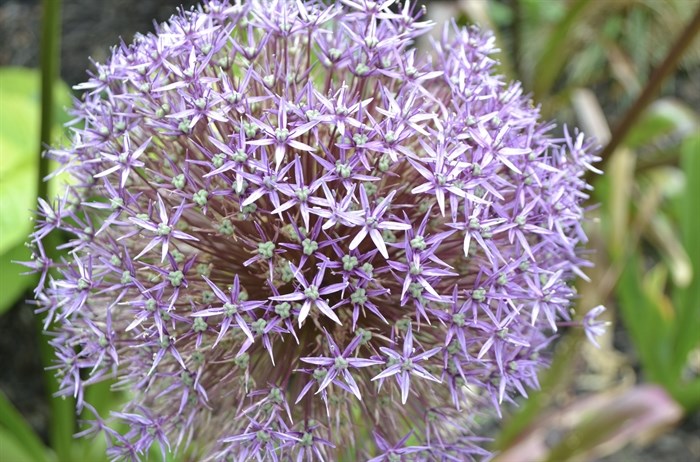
top-left (0, 0), bottom-right (698, 461)
top-left (0, 67), bottom-right (71, 314)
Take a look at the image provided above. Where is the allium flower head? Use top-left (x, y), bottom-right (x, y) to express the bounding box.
top-left (27, 0), bottom-right (603, 460)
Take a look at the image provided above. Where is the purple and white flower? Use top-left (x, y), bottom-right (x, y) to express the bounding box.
top-left (26, 0), bottom-right (604, 460)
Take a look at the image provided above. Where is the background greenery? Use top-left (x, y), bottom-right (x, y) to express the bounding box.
top-left (0, 0), bottom-right (698, 460)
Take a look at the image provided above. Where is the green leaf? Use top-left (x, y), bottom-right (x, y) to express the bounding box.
top-left (0, 67), bottom-right (72, 166)
top-left (606, 148), bottom-right (636, 261)
top-left (522, 0), bottom-right (566, 22)
top-left (0, 67), bottom-right (71, 255)
top-left (622, 99), bottom-right (699, 150)
top-left (617, 253), bottom-right (672, 384)
top-left (647, 211), bottom-right (693, 288)
top-left (0, 428), bottom-right (42, 462)
top-left (0, 244), bottom-right (37, 315)
top-left (532, 0), bottom-right (592, 99)
top-left (487, 1), bottom-right (513, 27)
top-left (0, 162), bottom-right (37, 256)
top-left (669, 378), bottom-right (700, 411)
top-left (0, 391), bottom-right (50, 462)
top-left (672, 133), bottom-right (700, 392)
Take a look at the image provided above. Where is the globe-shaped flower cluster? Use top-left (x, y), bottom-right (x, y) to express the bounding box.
top-left (27, 0), bottom-right (604, 460)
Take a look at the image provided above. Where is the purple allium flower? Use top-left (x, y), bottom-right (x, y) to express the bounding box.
top-left (27, 0), bottom-right (605, 460)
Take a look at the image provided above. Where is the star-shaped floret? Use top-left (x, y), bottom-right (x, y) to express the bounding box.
top-left (300, 330), bottom-right (383, 400)
top-left (247, 98), bottom-right (319, 167)
top-left (345, 186), bottom-right (411, 259)
top-left (93, 134), bottom-right (151, 188)
top-left (372, 325), bottom-right (441, 404)
top-left (191, 274), bottom-right (265, 345)
top-left (128, 195), bottom-right (198, 261)
top-left (269, 262), bottom-right (347, 326)
top-left (368, 431), bottom-right (428, 462)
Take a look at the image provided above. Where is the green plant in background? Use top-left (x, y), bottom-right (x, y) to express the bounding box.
top-left (452, 0), bottom-right (700, 457)
top-left (614, 129), bottom-right (700, 411)
top-left (500, 0), bottom-right (700, 118)
top-left (0, 68), bottom-right (71, 315)
top-left (491, 96), bottom-right (700, 460)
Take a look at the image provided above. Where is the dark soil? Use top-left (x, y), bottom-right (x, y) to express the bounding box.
top-left (1, 0), bottom-right (198, 87)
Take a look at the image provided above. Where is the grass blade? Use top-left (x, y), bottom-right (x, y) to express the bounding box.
top-left (0, 390), bottom-right (50, 462)
top-left (532, 0), bottom-right (591, 99)
top-left (672, 133), bottom-right (700, 391)
top-left (617, 254), bottom-right (672, 385)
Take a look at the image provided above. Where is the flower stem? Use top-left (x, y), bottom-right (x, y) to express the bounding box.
top-left (39, 2), bottom-right (75, 462)
top-left (38, 0), bottom-right (62, 201)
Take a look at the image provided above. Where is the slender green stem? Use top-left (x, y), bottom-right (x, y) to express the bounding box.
top-left (38, 2), bottom-right (75, 462)
top-left (597, 5), bottom-right (700, 166)
top-left (38, 0), bottom-right (62, 201)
